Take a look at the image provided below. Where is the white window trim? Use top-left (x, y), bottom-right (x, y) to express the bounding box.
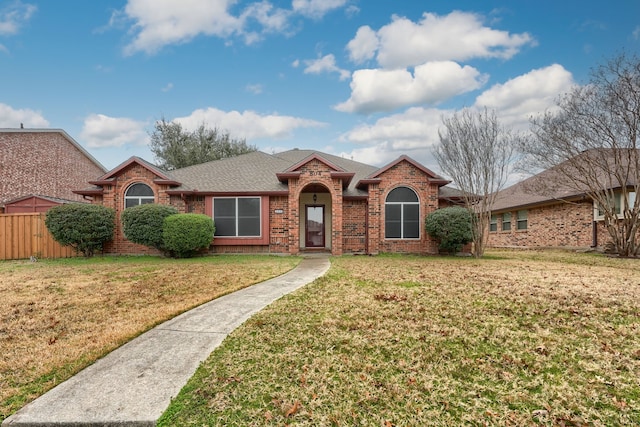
top-left (124, 183), bottom-right (155, 208)
top-left (593, 191), bottom-right (634, 221)
top-left (213, 196), bottom-right (262, 238)
top-left (489, 214), bottom-right (498, 232)
top-left (516, 210), bottom-right (528, 230)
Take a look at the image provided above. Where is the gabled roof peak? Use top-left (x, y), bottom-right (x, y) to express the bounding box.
top-left (92, 156), bottom-right (181, 186)
top-left (281, 152), bottom-right (347, 173)
top-left (364, 155), bottom-right (450, 185)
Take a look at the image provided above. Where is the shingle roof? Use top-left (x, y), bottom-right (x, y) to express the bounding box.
top-left (169, 151), bottom-right (291, 193)
top-left (492, 169), bottom-right (584, 212)
top-left (168, 149), bottom-right (379, 196)
top-left (492, 149), bottom-right (640, 212)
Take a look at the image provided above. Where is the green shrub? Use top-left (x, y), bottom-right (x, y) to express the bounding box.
top-left (121, 203), bottom-right (178, 251)
top-left (163, 214), bottom-right (215, 258)
top-left (425, 206), bottom-right (473, 254)
top-left (45, 203), bottom-right (115, 257)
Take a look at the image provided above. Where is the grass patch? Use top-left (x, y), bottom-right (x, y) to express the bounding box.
top-left (159, 250), bottom-right (640, 426)
top-left (0, 255), bottom-right (300, 421)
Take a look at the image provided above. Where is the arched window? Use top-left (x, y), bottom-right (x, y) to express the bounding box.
top-left (385, 187), bottom-right (419, 239)
top-left (124, 183), bottom-right (154, 208)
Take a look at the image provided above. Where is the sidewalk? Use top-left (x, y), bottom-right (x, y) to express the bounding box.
top-left (3, 255), bottom-right (330, 427)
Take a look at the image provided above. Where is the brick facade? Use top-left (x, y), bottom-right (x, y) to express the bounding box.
top-left (488, 201), bottom-right (607, 249)
top-left (82, 154), bottom-right (447, 256)
top-left (372, 161), bottom-right (440, 254)
top-left (0, 130), bottom-right (106, 210)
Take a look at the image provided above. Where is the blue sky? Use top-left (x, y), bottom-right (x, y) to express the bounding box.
top-left (1, 0), bottom-right (639, 174)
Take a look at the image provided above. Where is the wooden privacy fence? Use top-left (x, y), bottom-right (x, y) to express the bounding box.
top-left (0, 213), bottom-right (77, 260)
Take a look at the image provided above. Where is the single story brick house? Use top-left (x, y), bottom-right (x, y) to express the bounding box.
top-left (0, 128), bottom-right (107, 213)
top-left (76, 149), bottom-right (465, 256)
top-left (488, 151), bottom-right (637, 250)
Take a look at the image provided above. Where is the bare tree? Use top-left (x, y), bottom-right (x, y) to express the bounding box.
top-left (434, 108), bottom-right (518, 257)
top-left (150, 118), bottom-right (257, 171)
top-left (522, 53), bottom-right (640, 256)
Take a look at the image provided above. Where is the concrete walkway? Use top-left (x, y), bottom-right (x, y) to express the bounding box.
top-left (3, 255), bottom-right (330, 427)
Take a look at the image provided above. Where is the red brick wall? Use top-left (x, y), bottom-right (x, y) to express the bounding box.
top-left (91, 156), bottom-right (448, 256)
top-left (343, 199), bottom-right (367, 253)
top-left (285, 158), bottom-right (344, 255)
top-left (98, 163), bottom-right (176, 255)
top-left (269, 195), bottom-right (289, 253)
top-left (488, 201), bottom-right (597, 249)
top-left (371, 161), bottom-right (440, 255)
top-left (0, 131), bottom-right (105, 207)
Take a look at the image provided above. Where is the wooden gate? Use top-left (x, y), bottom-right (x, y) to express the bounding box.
top-left (0, 213), bottom-right (76, 260)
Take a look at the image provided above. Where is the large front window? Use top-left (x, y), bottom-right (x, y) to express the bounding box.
top-left (213, 197), bottom-right (261, 237)
top-left (385, 187), bottom-right (420, 239)
top-left (124, 183), bottom-right (154, 208)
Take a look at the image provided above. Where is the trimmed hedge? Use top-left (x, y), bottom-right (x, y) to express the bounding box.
top-left (45, 203), bottom-right (115, 257)
top-left (425, 206), bottom-right (473, 254)
top-left (163, 214), bottom-right (215, 258)
top-left (121, 203), bottom-right (178, 251)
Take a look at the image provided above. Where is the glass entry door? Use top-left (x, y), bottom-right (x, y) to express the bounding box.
top-left (305, 205), bottom-right (325, 248)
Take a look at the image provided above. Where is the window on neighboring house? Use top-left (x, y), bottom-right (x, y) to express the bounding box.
top-left (502, 212), bottom-right (512, 231)
top-left (385, 187), bottom-right (420, 239)
top-left (595, 192), bottom-right (633, 220)
top-left (213, 197), bottom-right (261, 237)
top-left (124, 183), bottom-right (154, 208)
top-left (489, 214), bottom-right (498, 232)
top-left (517, 210), bottom-right (528, 230)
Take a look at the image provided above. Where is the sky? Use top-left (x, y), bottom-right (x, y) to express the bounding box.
top-left (1, 0), bottom-right (639, 177)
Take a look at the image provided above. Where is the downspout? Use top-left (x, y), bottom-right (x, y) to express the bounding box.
top-left (591, 220), bottom-right (598, 248)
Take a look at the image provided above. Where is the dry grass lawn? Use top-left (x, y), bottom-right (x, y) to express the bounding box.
top-left (0, 255), bottom-right (300, 420)
top-left (159, 250), bottom-right (640, 426)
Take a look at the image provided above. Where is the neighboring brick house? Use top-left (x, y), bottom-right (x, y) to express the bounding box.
top-left (488, 151), bottom-right (636, 250)
top-left (0, 128), bottom-right (107, 213)
top-left (76, 149), bottom-right (462, 256)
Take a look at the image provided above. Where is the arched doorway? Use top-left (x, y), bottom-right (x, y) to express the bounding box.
top-left (300, 183), bottom-right (332, 251)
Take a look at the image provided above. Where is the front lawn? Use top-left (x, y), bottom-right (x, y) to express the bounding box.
top-left (160, 251), bottom-right (640, 426)
top-left (0, 255), bottom-right (300, 420)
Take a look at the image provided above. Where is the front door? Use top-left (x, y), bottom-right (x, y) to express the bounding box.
top-left (305, 205), bottom-right (325, 248)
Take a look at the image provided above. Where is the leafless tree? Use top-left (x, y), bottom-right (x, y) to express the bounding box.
top-left (435, 108), bottom-right (518, 257)
top-left (522, 53), bottom-right (640, 256)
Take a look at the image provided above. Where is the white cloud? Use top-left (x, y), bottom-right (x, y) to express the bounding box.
top-left (292, 0), bottom-right (348, 19)
top-left (0, 103), bottom-right (49, 127)
top-left (346, 25), bottom-right (378, 64)
top-left (302, 54), bottom-right (351, 81)
top-left (118, 0), bottom-right (349, 55)
top-left (173, 107), bottom-right (326, 140)
top-left (245, 83), bottom-right (263, 94)
top-left (241, 1), bottom-right (291, 34)
top-left (341, 106), bottom-right (444, 148)
top-left (80, 114), bottom-right (148, 148)
top-left (0, 1), bottom-right (36, 35)
top-left (336, 107), bottom-right (447, 167)
top-left (474, 64), bottom-right (575, 130)
top-left (347, 11), bottom-right (534, 69)
top-left (335, 65), bottom-right (576, 170)
top-left (633, 26), bottom-right (640, 40)
top-left (161, 82), bottom-right (173, 92)
top-left (122, 0), bottom-right (242, 55)
top-left (335, 61), bottom-right (487, 114)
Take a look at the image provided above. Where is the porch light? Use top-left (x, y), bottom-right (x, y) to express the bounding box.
top-left (313, 193), bottom-right (317, 202)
